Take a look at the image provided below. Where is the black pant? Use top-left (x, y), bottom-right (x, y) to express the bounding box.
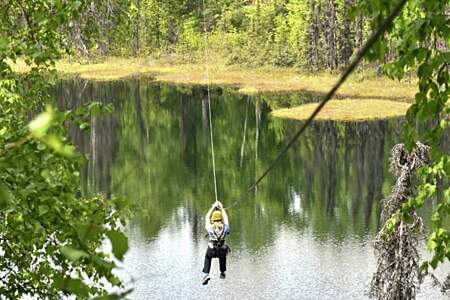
top-left (202, 245), bottom-right (227, 273)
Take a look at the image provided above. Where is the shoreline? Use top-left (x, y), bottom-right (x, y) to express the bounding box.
top-left (11, 57), bottom-right (415, 101)
top-left (11, 57), bottom-right (417, 122)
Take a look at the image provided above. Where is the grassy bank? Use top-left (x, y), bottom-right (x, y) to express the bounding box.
top-left (11, 57), bottom-right (417, 122)
top-left (11, 57), bottom-right (415, 100)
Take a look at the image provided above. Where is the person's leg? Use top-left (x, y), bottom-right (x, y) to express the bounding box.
top-left (202, 248), bottom-right (212, 285)
top-left (218, 247), bottom-right (227, 274)
top-left (202, 248), bottom-right (213, 274)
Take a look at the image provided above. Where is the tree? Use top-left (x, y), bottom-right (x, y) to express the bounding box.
top-left (361, 0), bottom-right (450, 298)
top-left (0, 1), bottom-right (129, 298)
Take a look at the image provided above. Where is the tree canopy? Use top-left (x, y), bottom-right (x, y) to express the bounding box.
top-left (1, 1), bottom-right (130, 298)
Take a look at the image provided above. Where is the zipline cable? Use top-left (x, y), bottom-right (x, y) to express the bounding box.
top-left (225, 0), bottom-right (409, 210)
top-left (202, 0), bottom-right (218, 202)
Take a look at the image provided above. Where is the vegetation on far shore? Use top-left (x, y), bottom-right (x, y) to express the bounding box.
top-left (10, 56), bottom-right (417, 122)
top-left (13, 56), bottom-right (416, 99)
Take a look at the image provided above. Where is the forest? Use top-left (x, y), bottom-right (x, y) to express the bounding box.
top-left (0, 0), bottom-right (449, 299)
top-left (61, 0), bottom-right (373, 70)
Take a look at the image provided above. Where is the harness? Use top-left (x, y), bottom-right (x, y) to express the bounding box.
top-left (208, 225), bottom-right (226, 249)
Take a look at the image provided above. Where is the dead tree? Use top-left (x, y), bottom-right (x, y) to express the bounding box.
top-left (370, 142), bottom-right (430, 300)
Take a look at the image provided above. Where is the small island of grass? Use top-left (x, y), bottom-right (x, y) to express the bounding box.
top-left (271, 99), bottom-right (412, 122)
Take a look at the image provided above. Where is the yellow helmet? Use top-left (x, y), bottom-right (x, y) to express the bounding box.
top-left (211, 210), bottom-right (223, 221)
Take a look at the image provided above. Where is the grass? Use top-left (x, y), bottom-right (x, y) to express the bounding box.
top-left (10, 56), bottom-right (418, 121)
top-left (10, 57), bottom-right (415, 101)
top-left (271, 99), bottom-right (412, 122)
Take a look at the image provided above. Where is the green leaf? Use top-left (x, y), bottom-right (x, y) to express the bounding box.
top-left (106, 230), bottom-right (128, 261)
top-left (44, 134), bottom-right (75, 157)
top-left (0, 36), bottom-right (8, 51)
top-left (93, 295), bottom-right (122, 300)
top-left (79, 122), bottom-right (90, 130)
top-left (417, 63), bottom-right (433, 79)
top-left (430, 257), bottom-right (439, 269)
top-left (0, 182), bottom-right (11, 209)
top-left (75, 223), bottom-right (101, 241)
top-left (14, 213), bottom-right (23, 222)
top-left (60, 246), bottom-right (89, 262)
top-left (38, 205), bottom-right (50, 216)
top-left (427, 238), bottom-right (438, 250)
top-left (54, 274), bottom-right (90, 297)
top-left (28, 107), bottom-right (54, 138)
top-left (92, 255), bottom-right (115, 273)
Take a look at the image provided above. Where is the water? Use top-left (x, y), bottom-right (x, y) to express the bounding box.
top-left (56, 79), bottom-right (449, 299)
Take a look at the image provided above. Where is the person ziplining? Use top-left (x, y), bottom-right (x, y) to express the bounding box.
top-left (200, 0), bottom-right (230, 285)
top-left (197, 0), bottom-right (409, 289)
top-left (201, 200), bottom-right (230, 285)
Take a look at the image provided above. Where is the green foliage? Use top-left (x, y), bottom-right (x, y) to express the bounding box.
top-left (0, 0), bottom-right (130, 298)
top-left (67, 0), bottom-right (369, 69)
top-left (360, 0), bottom-right (450, 270)
top-left (286, 0), bottom-right (310, 66)
top-left (106, 230), bottom-right (129, 261)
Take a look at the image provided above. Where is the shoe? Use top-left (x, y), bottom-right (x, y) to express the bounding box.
top-left (219, 272), bottom-right (226, 279)
top-left (202, 273), bottom-right (210, 285)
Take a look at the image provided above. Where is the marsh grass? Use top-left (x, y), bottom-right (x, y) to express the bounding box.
top-left (10, 57), bottom-right (415, 102)
top-left (271, 99), bottom-right (412, 122)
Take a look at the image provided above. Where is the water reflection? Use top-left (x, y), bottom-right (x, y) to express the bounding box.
top-left (55, 79), bottom-right (448, 299)
top-left (56, 79), bottom-right (400, 243)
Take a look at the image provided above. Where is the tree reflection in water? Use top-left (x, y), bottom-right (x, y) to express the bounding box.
top-left (56, 79), bottom-right (424, 250)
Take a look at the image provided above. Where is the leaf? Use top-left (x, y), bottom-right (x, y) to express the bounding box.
top-left (54, 274), bottom-right (90, 297)
top-left (93, 295), bottom-right (122, 300)
top-left (0, 182), bottom-right (11, 209)
top-left (44, 134), bottom-right (75, 157)
top-left (430, 257), bottom-right (439, 269)
top-left (0, 36), bottom-right (8, 51)
top-left (28, 107), bottom-right (54, 138)
top-left (60, 246), bottom-right (89, 262)
top-left (106, 230), bottom-right (128, 261)
top-left (75, 223), bottom-right (101, 241)
top-left (92, 255), bottom-right (115, 273)
top-left (79, 122), bottom-right (90, 130)
top-left (427, 238), bottom-right (438, 250)
top-left (417, 62), bottom-right (433, 79)
top-left (38, 205), bottom-right (49, 216)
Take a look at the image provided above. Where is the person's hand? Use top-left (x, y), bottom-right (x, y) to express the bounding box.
top-left (213, 200), bottom-right (223, 209)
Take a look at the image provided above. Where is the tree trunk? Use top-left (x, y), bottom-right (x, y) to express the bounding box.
top-left (133, 0), bottom-right (141, 56)
top-left (69, 20), bottom-right (90, 58)
top-left (325, 0), bottom-right (337, 70)
top-left (308, 0), bottom-right (322, 68)
top-left (339, 0), bottom-right (353, 67)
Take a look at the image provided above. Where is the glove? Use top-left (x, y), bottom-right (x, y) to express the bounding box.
top-left (213, 200), bottom-right (223, 209)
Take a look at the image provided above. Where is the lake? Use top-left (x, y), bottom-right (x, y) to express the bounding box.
top-left (56, 79), bottom-right (449, 299)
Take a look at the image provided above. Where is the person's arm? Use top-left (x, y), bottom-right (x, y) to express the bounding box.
top-left (220, 207), bottom-right (229, 226)
top-left (205, 206), bottom-right (215, 231)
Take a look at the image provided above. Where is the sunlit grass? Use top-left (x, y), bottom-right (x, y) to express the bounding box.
top-left (271, 99), bottom-right (412, 122)
top-left (10, 57), bottom-right (416, 102)
top-left (56, 58), bottom-right (159, 80)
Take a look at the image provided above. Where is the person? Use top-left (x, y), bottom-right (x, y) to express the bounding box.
top-left (202, 200), bottom-right (230, 285)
